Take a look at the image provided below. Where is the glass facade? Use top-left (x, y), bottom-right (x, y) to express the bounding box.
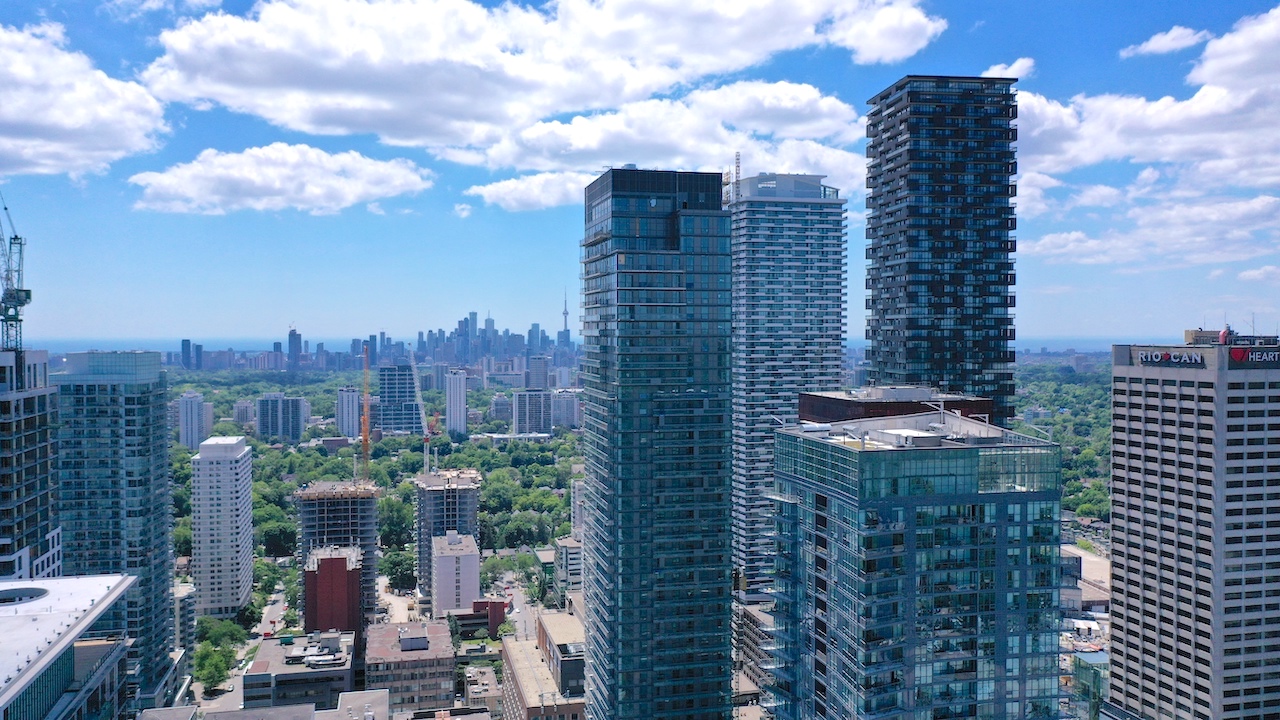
top-left (580, 168), bottom-right (732, 720)
top-left (864, 75), bottom-right (1018, 424)
top-left (56, 352), bottom-right (176, 708)
top-left (729, 174), bottom-right (847, 600)
top-left (768, 417), bottom-right (1061, 720)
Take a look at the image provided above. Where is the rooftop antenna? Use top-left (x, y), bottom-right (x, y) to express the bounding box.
top-left (734, 151), bottom-right (741, 203)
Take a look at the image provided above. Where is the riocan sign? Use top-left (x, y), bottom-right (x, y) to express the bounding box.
top-left (1229, 346), bottom-right (1280, 369)
top-left (1136, 349), bottom-right (1205, 367)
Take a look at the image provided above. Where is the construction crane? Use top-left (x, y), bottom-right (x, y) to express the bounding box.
top-left (360, 345), bottom-right (372, 484)
top-left (0, 192), bottom-right (31, 390)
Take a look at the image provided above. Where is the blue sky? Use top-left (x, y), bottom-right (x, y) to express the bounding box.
top-left (2, 0), bottom-right (1279, 349)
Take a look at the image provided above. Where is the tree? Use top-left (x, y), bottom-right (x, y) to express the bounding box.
top-left (197, 617), bottom-right (248, 647)
top-left (378, 496), bottom-right (414, 549)
top-left (193, 642), bottom-right (231, 691)
top-left (472, 629), bottom-right (490, 642)
top-left (380, 549), bottom-right (417, 591)
top-left (237, 603), bottom-right (262, 630)
top-left (497, 620), bottom-right (516, 637)
top-left (260, 520), bottom-right (297, 557)
top-left (448, 613), bottom-right (461, 651)
top-left (173, 517), bottom-right (192, 558)
top-left (254, 558), bottom-right (283, 594)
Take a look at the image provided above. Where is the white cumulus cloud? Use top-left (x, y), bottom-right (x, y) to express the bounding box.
top-left (1240, 265), bottom-right (1280, 283)
top-left (465, 172), bottom-right (600, 212)
top-left (139, 0), bottom-right (940, 209)
top-left (129, 143), bottom-right (433, 215)
top-left (453, 203), bottom-right (472, 218)
top-left (1120, 25), bottom-right (1213, 58)
top-left (982, 57), bottom-right (1035, 79)
top-left (0, 22), bottom-right (166, 176)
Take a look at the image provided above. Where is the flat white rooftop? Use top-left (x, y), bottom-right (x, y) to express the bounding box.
top-left (0, 574), bottom-right (133, 704)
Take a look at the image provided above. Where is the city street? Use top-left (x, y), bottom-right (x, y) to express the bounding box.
top-left (191, 588), bottom-right (285, 712)
top-left (503, 573), bottom-right (536, 641)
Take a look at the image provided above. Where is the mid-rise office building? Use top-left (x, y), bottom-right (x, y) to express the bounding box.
top-left (501, 611), bottom-right (586, 720)
top-left (177, 390), bottom-right (213, 451)
top-left (257, 393), bottom-right (311, 444)
top-left (580, 168), bottom-right (732, 720)
top-left (445, 370), bottom-right (468, 436)
top-left (191, 436), bottom-right (254, 619)
top-left (379, 361), bottom-right (424, 434)
top-left (57, 352), bottom-right (177, 710)
top-left (364, 622), bottom-right (455, 714)
top-left (0, 349), bottom-right (60, 581)
top-left (865, 75), bottom-right (1018, 424)
top-left (336, 386), bottom-right (362, 438)
top-left (173, 582), bottom-right (197, 655)
top-left (242, 632), bottom-right (356, 710)
top-left (769, 413), bottom-right (1061, 720)
top-left (1104, 332), bottom-right (1280, 720)
top-left (295, 482), bottom-right (379, 617)
top-left (728, 172), bottom-right (846, 601)
top-left (0, 575), bottom-right (135, 720)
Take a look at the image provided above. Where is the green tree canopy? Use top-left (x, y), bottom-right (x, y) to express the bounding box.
top-left (378, 496), bottom-right (414, 549)
top-left (379, 549), bottom-right (417, 591)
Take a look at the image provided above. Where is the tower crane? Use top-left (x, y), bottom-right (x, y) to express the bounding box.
top-left (0, 192), bottom-right (31, 390)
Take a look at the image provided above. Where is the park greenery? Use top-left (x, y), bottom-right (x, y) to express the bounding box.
top-left (193, 618), bottom-right (247, 691)
top-left (167, 369), bottom-right (581, 642)
top-left (1009, 362), bottom-right (1111, 520)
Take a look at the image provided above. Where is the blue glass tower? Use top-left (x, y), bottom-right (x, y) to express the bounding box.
top-left (768, 413), bottom-right (1062, 720)
top-left (580, 168), bottom-right (733, 720)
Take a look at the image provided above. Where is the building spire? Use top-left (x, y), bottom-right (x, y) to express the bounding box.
top-left (563, 288), bottom-right (570, 331)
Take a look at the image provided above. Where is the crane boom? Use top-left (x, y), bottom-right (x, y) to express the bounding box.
top-left (0, 192), bottom-right (30, 356)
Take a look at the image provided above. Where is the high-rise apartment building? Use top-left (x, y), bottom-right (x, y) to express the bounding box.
top-left (512, 391), bottom-right (553, 434)
top-left (57, 351), bottom-right (177, 710)
top-left (526, 354), bottom-right (549, 391)
top-left (865, 75), bottom-right (1018, 424)
top-left (287, 329), bottom-right (302, 372)
top-left (378, 361), bottom-right (424, 434)
top-left (580, 168), bottom-right (732, 720)
top-left (177, 390), bottom-right (213, 451)
top-left (295, 482), bottom-right (379, 617)
top-left (336, 386), bottom-right (362, 438)
top-left (728, 172), bottom-right (846, 600)
top-left (413, 469), bottom-right (480, 601)
top-left (1104, 332), bottom-right (1280, 720)
top-left (769, 413), bottom-right (1061, 720)
top-left (0, 349), bottom-right (60, 581)
top-left (256, 392), bottom-right (310, 444)
top-left (192, 436), bottom-right (254, 619)
top-left (232, 399), bottom-right (255, 425)
top-left (445, 369), bottom-right (468, 436)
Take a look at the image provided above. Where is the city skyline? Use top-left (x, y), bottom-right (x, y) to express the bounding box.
top-left (2, 2), bottom-right (1278, 342)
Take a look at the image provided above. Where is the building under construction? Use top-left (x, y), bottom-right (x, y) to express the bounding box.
top-left (295, 482), bottom-right (379, 617)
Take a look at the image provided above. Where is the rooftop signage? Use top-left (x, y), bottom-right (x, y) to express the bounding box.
top-left (1229, 346), bottom-right (1280, 369)
top-left (1136, 349), bottom-right (1205, 368)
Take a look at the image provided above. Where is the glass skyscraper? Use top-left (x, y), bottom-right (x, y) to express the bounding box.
top-left (580, 168), bottom-right (733, 720)
top-left (729, 173), bottom-right (846, 601)
top-left (768, 413), bottom-right (1061, 720)
top-left (57, 351), bottom-right (177, 711)
top-left (864, 75), bottom-right (1018, 425)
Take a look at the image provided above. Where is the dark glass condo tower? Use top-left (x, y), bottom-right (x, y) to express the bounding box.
top-left (865, 75), bottom-right (1018, 425)
top-left (580, 168), bottom-right (733, 720)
